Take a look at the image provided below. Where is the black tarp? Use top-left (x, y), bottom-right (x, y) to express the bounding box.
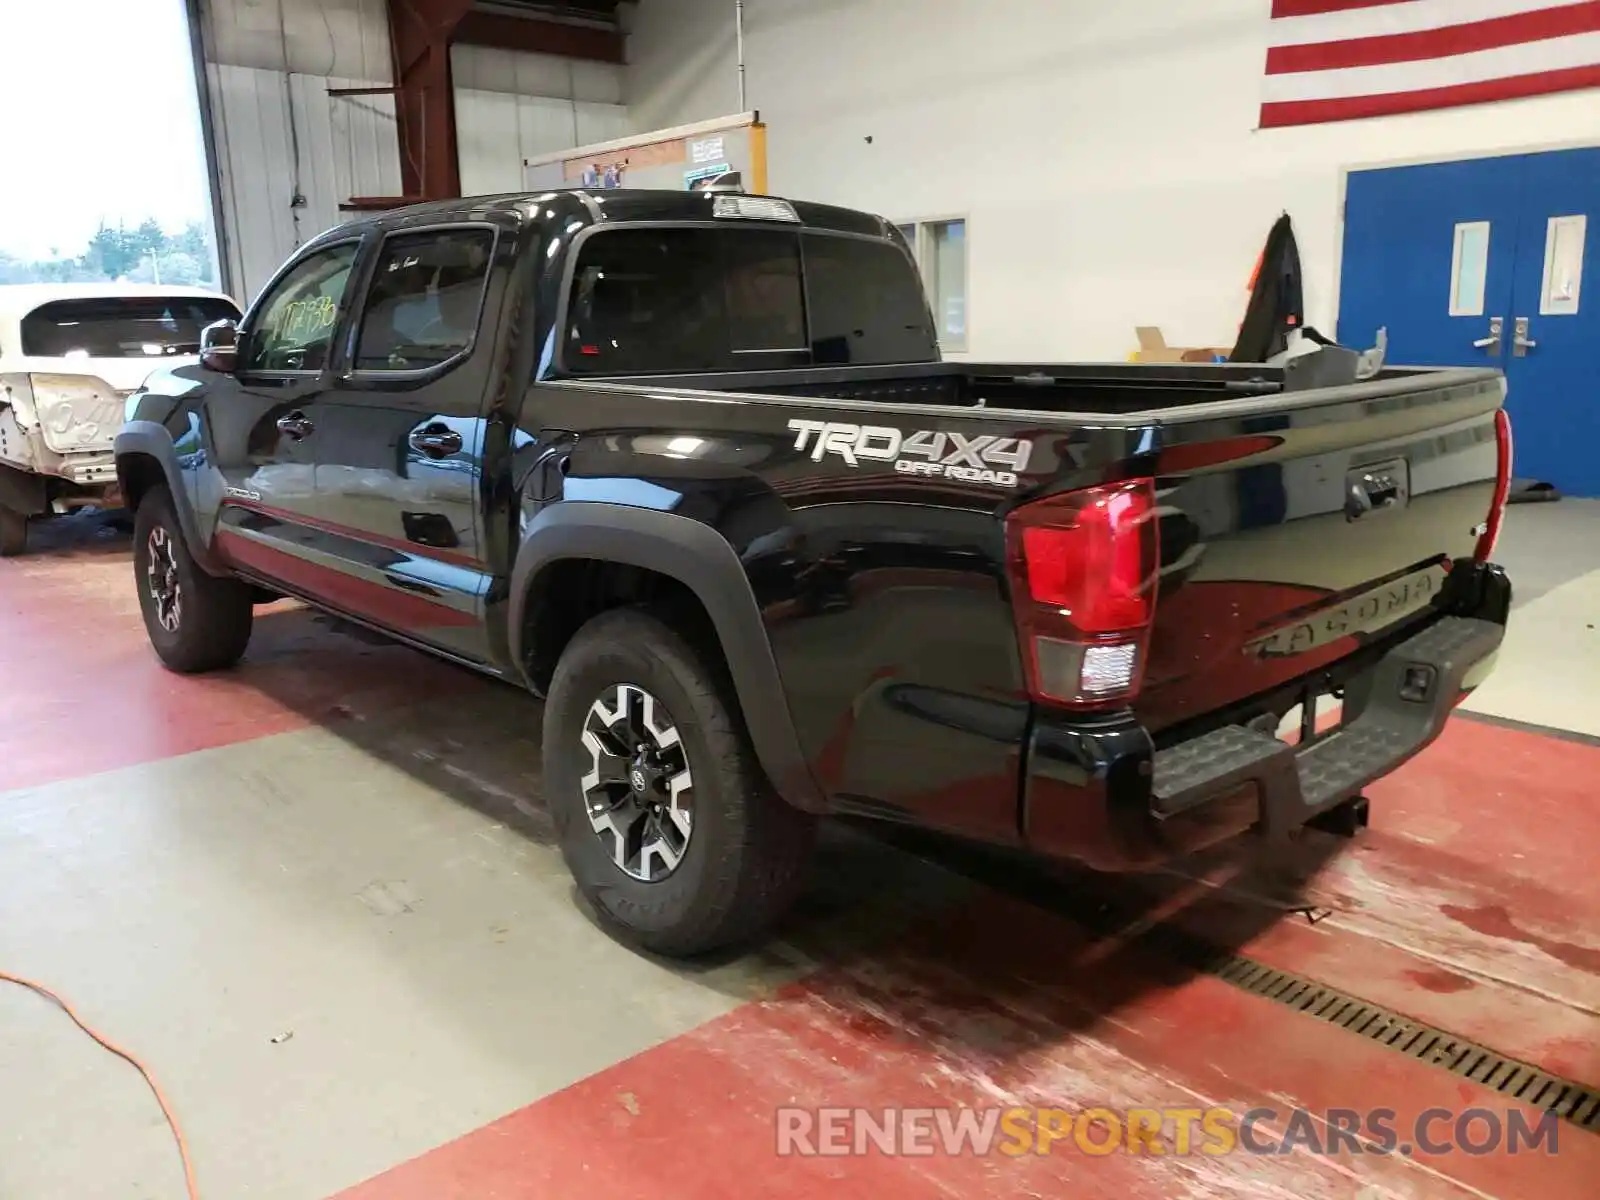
top-left (1229, 212), bottom-right (1304, 363)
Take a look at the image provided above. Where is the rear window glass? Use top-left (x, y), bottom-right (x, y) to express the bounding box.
top-left (563, 227), bottom-right (806, 375)
top-left (802, 233), bottom-right (936, 365)
top-left (20, 295), bottom-right (242, 359)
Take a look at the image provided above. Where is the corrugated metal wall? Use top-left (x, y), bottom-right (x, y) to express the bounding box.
top-left (199, 0), bottom-right (627, 304)
top-left (205, 0), bottom-right (393, 79)
top-left (453, 45), bottom-right (629, 196)
top-left (206, 64), bottom-right (401, 301)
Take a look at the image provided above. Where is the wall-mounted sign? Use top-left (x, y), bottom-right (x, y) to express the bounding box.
top-left (689, 136), bottom-right (725, 165)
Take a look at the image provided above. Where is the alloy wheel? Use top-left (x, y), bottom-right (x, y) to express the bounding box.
top-left (579, 683), bottom-right (694, 882)
top-left (146, 527), bottom-right (182, 634)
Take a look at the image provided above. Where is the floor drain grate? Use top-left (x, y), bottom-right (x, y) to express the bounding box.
top-left (1135, 921), bottom-right (1600, 1134)
top-left (880, 834), bottom-right (1600, 1134)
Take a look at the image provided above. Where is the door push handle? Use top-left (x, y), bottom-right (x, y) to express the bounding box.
top-left (408, 423), bottom-right (464, 459)
top-left (1473, 316), bottom-right (1503, 351)
top-left (276, 411), bottom-right (314, 439)
top-left (1513, 316), bottom-right (1536, 356)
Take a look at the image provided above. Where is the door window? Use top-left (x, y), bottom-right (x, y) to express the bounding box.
top-left (241, 241), bottom-right (359, 373)
top-left (1448, 221), bottom-right (1491, 317)
top-left (353, 228), bottom-right (496, 372)
top-left (1538, 214), bottom-right (1586, 316)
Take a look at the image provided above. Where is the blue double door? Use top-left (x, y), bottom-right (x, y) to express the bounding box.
top-left (1339, 145), bottom-right (1600, 496)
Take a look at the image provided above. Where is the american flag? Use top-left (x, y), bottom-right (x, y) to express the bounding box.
top-left (1261, 0), bottom-right (1600, 128)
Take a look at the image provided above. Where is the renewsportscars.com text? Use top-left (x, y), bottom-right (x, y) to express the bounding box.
top-left (775, 1106), bottom-right (1561, 1158)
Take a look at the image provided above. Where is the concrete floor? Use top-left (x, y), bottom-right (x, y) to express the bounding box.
top-left (1, 503), bottom-right (1597, 1199)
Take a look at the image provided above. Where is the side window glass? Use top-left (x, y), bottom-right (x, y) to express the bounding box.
top-left (353, 228), bottom-right (495, 372)
top-left (242, 242), bottom-right (359, 373)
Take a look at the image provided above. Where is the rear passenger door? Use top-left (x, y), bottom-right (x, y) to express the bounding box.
top-left (307, 224), bottom-right (500, 663)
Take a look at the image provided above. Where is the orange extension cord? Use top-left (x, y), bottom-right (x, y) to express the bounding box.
top-left (1, 970), bottom-right (199, 1200)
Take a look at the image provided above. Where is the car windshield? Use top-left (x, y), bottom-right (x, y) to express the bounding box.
top-left (19, 295), bottom-right (242, 359)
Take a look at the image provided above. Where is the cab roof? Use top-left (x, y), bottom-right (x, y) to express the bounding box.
top-left (316, 189), bottom-right (894, 243)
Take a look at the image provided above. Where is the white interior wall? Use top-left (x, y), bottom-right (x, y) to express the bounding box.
top-left (452, 44), bottom-right (629, 196)
top-left (625, 0), bottom-right (1600, 361)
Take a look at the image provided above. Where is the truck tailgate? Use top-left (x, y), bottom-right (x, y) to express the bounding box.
top-left (1134, 368), bottom-right (1508, 734)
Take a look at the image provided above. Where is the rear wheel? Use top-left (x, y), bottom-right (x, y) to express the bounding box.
top-left (543, 607), bottom-right (817, 956)
top-left (0, 507), bottom-right (27, 557)
top-left (133, 487), bottom-right (255, 673)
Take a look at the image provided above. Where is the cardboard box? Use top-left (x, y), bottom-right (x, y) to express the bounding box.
top-left (1133, 326), bottom-right (1230, 364)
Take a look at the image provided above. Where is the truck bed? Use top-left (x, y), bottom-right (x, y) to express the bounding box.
top-left (596, 357), bottom-right (1465, 420)
top-left (555, 355), bottom-right (1508, 741)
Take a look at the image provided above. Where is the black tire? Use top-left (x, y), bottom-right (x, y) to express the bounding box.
top-left (0, 507), bottom-right (26, 557)
top-left (133, 486), bottom-right (255, 673)
top-left (544, 606), bottom-right (817, 957)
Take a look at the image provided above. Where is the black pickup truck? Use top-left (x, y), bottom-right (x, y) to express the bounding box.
top-left (115, 189), bottom-right (1513, 955)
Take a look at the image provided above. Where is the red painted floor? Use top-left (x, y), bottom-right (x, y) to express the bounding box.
top-left (6, 519), bottom-right (1597, 1199)
top-left (1113, 718), bottom-right (1600, 1084)
top-left (0, 536), bottom-right (479, 792)
top-left (335, 715), bottom-right (1600, 1200)
top-left (335, 887), bottom-right (1598, 1200)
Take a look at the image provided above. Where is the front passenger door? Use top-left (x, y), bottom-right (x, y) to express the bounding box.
top-left (307, 225), bottom-right (499, 663)
top-left (204, 238), bottom-right (363, 586)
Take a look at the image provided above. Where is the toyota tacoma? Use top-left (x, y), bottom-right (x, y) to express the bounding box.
top-left (114, 189), bottom-right (1513, 955)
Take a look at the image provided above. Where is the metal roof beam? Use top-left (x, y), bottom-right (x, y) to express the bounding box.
top-left (454, 9), bottom-right (624, 62)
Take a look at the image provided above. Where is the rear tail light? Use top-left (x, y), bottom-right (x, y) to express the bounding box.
top-left (1474, 408), bottom-right (1513, 562)
top-left (1004, 479), bottom-right (1161, 708)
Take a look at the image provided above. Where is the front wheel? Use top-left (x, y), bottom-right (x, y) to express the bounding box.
top-left (543, 607), bottom-right (817, 957)
top-left (133, 487), bottom-right (255, 673)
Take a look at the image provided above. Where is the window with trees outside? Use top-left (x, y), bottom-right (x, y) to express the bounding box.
top-left (1, 1), bottom-right (224, 291)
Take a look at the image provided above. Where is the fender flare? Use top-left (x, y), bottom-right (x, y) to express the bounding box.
top-left (508, 501), bottom-right (828, 813)
top-left (114, 422), bottom-right (226, 575)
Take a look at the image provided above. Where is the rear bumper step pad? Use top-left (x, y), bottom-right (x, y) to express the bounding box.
top-left (1151, 615), bottom-right (1505, 834)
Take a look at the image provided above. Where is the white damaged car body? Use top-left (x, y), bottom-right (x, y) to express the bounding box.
top-left (0, 283), bottom-right (241, 554)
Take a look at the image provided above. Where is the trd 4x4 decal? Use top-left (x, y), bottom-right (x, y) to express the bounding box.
top-left (785, 419), bottom-right (1034, 488)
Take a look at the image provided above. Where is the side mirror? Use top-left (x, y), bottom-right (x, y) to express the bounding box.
top-left (199, 319), bottom-right (240, 373)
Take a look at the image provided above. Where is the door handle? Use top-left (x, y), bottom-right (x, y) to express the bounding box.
top-left (408, 423), bottom-right (464, 459)
top-left (1513, 316), bottom-right (1536, 356)
top-left (276, 411), bottom-right (314, 440)
top-left (1473, 316), bottom-right (1503, 352)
